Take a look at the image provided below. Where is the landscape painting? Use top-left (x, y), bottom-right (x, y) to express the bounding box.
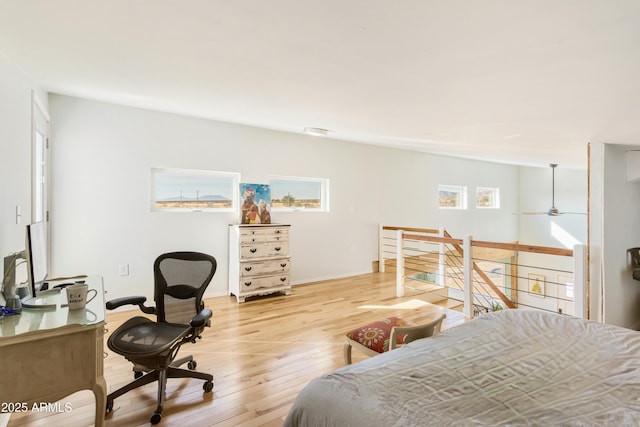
top-left (152, 168), bottom-right (238, 212)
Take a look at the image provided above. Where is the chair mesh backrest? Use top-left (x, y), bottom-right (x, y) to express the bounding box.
top-left (154, 252), bottom-right (217, 325)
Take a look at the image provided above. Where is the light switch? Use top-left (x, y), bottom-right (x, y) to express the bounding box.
top-left (118, 264), bottom-right (129, 276)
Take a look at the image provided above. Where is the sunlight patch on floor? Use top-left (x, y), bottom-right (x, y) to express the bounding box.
top-left (358, 299), bottom-right (430, 310)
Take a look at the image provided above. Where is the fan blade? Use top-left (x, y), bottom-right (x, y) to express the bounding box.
top-left (513, 211), bottom-right (587, 216)
top-left (513, 212), bottom-right (548, 215)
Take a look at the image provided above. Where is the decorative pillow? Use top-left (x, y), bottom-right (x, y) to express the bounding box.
top-left (345, 317), bottom-right (407, 353)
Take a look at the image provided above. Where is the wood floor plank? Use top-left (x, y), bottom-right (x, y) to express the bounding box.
top-left (8, 272), bottom-right (464, 427)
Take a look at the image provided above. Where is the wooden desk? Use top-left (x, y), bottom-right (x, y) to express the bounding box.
top-left (0, 277), bottom-right (106, 427)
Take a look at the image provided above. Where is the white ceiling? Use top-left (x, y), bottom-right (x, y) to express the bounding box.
top-left (2, 1), bottom-right (640, 170)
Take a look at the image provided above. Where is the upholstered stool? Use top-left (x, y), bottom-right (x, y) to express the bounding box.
top-left (343, 314), bottom-right (445, 364)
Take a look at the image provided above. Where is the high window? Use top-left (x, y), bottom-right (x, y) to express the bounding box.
top-left (151, 168), bottom-right (239, 212)
top-left (476, 187), bottom-right (500, 209)
top-left (438, 185), bottom-right (467, 209)
top-left (269, 176), bottom-right (329, 212)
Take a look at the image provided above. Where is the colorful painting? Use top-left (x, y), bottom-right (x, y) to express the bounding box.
top-left (528, 273), bottom-right (546, 298)
top-left (240, 183), bottom-right (271, 224)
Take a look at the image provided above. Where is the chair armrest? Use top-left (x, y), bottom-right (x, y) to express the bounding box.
top-left (390, 313), bottom-right (446, 350)
top-left (105, 296), bottom-right (156, 314)
top-left (190, 308), bottom-right (212, 328)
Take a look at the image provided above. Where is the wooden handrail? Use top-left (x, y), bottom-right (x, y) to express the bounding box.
top-left (472, 240), bottom-right (573, 257)
top-left (385, 225), bottom-right (573, 257)
top-left (383, 226), bottom-right (440, 234)
top-left (403, 233), bottom-right (463, 246)
top-left (382, 225), bottom-right (576, 313)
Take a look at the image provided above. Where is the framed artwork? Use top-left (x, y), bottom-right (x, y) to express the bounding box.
top-left (528, 273), bottom-right (546, 298)
top-left (240, 183), bottom-right (271, 224)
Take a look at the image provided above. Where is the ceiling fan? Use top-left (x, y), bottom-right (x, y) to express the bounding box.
top-left (516, 163), bottom-right (587, 216)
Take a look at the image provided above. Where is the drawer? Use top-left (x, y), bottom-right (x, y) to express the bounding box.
top-left (239, 227), bottom-right (289, 244)
top-left (240, 241), bottom-right (289, 259)
top-left (239, 275), bottom-right (289, 292)
top-left (240, 258), bottom-right (290, 277)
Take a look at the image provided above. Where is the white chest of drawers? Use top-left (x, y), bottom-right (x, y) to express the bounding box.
top-left (228, 224), bottom-right (291, 303)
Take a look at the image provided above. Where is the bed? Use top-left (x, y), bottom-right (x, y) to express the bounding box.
top-left (284, 310), bottom-right (640, 426)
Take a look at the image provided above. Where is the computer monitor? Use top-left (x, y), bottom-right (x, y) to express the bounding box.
top-left (25, 221), bottom-right (48, 297)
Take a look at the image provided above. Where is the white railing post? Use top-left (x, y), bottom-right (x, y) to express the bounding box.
top-left (396, 229), bottom-right (405, 297)
top-left (438, 226), bottom-right (445, 287)
top-left (378, 224), bottom-right (385, 273)
top-left (573, 244), bottom-right (588, 319)
top-left (463, 235), bottom-right (473, 318)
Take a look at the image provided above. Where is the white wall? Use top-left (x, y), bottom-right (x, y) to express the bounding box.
top-left (48, 94), bottom-right (522, 302)
top-left (516, 165), bottom-right (588, 315)
top-left (590, 143), bottom-right (640, 329)
top-left (517, 165), bottom-right (588, 247)
top-left (0, 54), bottom-right (47, 284)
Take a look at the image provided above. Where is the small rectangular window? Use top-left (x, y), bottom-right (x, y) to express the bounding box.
top-left (269, 176), bottom-right (329, 212)
top-left (438, 185), bottom-right (467, 209)
top-left (476, 187), bottom-right (500, 209)
top-left (151, 168), bottom-right (239, 212)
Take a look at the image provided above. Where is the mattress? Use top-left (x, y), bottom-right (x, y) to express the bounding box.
top-left (284, 310), bottom-right (640, 426)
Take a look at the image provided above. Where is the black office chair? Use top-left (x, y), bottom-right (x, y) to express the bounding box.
top-left (105, 251), bottom-right (217, 424)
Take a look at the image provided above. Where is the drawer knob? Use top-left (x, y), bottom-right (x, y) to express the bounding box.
top-left (244, 266), bottom-right (252, 271)
top-left (280, 277), bottom-right (287, 282)
top-left (250, 248), bottom-right (257, 253)
top-left (244, 281), bottom-right (252, 286)
top-left (280, 263), bottom-right (287, 268)
top-left (275, 247), bottom-right (281, 251)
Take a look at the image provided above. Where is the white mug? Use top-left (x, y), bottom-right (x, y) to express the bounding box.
top-left (66, 284), bottom-right (97, 310)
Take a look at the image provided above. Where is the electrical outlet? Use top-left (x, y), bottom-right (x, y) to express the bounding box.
top-left (118, 264), bottom-right (129, 276)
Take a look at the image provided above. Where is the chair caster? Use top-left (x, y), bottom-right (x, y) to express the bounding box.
top-left (150, 411), bottom-right (162, 424)
top-left (134, 370), bottom-right (143, 379)
top-left (105, 399), bottom-right (114, 413)
top-left (188, 360), bottom-right (197, 370)
top-left (203, 380), bottom-right (214, 392)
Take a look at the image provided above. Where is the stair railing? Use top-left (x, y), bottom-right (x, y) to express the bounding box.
top-left (379, 225), bottom-right (588, 319)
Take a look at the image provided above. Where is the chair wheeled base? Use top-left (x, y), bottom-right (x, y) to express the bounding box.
top-left (106, 355), bottom-right (213, 424)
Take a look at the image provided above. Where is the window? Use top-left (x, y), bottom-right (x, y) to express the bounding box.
top-left (269, 176), bottom-right (329, 212)
top-left (151, 168), bottom-right (239, 212)
top-left (32, 94), bottom-right (50, 273)
top-left (476, 187), bottom-right (500, 209)
top-left (438, 185), bottom-right (467, 209)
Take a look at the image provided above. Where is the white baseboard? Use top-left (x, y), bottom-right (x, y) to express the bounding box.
top-left (291, 270), bottom-right (376, 286)
top-left (203, 270), bottom-right (379, 299)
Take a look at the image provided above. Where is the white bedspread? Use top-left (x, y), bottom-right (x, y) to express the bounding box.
top-left (284, 310), bottom-right (640, 426)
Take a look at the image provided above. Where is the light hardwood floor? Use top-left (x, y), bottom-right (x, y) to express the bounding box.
top-left (8, 272), bottom-right (465, 427)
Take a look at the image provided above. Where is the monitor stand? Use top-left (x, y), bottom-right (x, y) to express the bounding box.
top-left (21, 288), bottom-right (60, 309)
